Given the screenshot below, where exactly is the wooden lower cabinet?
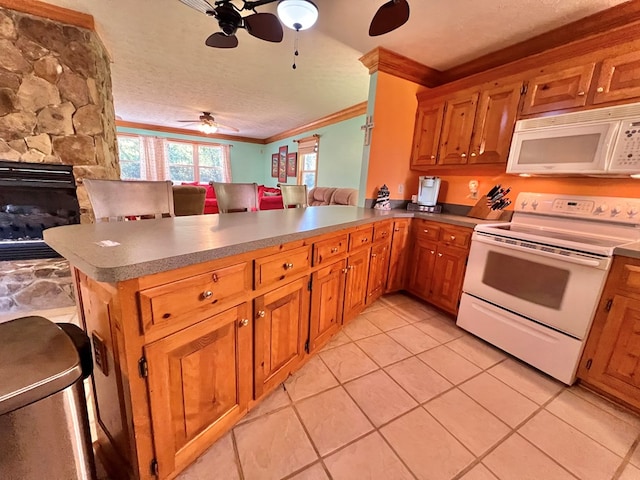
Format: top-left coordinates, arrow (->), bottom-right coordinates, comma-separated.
386,219 -> 410,293
254,277 -> 309,399
343,248 -> 371,323
430,244 -> 468,313
367,240 -> 390,304
578,256 -> 640,411
145,303 -> 253,477
308,259 -> 347,352
406,237 -> 438,299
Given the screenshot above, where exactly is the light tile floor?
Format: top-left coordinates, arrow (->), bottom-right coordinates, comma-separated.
27,296 -> 640,480
175,293 -> 640,480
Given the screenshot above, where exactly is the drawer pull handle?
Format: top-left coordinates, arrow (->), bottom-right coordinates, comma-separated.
450,235 -> 456,241
284,262 -> 294,270
331,247 -> 339,253
438,253 -> 443,257
212,273 -> 219,282
240,319 -> 249,327
257,310 -> 266,318
202,290 -> 213,300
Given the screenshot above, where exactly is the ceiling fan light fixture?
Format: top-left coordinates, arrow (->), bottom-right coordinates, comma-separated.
277,0 -> 318,31
199,123 -> 218,134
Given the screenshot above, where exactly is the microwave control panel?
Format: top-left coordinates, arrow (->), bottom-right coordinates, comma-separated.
610,120 -> 640,171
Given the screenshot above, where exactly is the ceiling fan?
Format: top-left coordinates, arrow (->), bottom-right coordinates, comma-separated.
177,112 -> 239,134
179,0 -> 410,49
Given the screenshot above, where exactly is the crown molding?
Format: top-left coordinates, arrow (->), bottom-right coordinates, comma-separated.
263,102 -> 368,144
0,0 -> 95,30
116,121 -> 265,145
359,47 -> 444,88
441,0 -> 640,83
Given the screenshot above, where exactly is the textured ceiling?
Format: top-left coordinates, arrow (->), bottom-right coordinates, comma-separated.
41,0 -> 629,139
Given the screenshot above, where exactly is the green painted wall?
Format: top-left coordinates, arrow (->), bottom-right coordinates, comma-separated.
117,126 -> 266,184
263,115 -> 367,190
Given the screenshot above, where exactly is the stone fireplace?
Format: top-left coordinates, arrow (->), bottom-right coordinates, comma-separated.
0,4 -> 119,313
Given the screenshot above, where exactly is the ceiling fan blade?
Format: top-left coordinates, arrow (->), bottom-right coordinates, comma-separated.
205,32 -> 239,48
178,0 -> 215,15
244,13 -> 284,43
214,123 -> 240,133
369,0 -> 410,36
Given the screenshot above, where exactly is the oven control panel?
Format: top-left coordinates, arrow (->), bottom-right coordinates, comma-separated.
516,193 -> 640,223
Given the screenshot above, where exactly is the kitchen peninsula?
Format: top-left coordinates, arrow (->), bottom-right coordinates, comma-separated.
44,206 -> 495,480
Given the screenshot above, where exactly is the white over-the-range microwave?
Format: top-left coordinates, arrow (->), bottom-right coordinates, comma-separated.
506,103 -> 640,176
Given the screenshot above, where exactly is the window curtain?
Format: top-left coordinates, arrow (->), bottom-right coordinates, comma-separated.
141,137 -> 169,180
220,144 -> 232,182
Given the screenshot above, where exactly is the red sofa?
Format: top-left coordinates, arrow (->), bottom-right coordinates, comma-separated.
181,183 -> 283,213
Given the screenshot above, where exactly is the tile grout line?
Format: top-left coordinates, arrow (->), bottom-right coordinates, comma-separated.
230,429 -> 246,480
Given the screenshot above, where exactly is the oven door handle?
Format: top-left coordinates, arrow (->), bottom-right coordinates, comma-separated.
472,234 -> 604,268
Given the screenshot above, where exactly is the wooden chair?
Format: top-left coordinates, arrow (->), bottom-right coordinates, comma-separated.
211,182 -> 259,213
84,179 -> 175,222
172,185 -> 206,216
280,184 -> 308,209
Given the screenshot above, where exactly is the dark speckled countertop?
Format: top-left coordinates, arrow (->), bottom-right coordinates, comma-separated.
44,206 -> 508,283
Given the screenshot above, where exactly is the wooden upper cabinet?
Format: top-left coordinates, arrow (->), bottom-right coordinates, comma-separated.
410,102 -> 445,167
593,50 -> 640,105
522,63 -> 595,115
145,303 -> 252,477
439,92 -> 479,165
469,82 -> 523,165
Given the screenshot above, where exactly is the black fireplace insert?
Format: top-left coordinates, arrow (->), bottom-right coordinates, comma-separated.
0,160 -> 80,260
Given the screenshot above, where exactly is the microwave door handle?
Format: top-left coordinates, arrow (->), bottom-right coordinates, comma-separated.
472,235 -> 603,267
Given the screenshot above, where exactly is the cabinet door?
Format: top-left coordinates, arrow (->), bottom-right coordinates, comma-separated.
593,50 -> 640,104
145,303 -> 252,477
438,92 -> 479,165
386,219 -> 410,293
406,237 -> 437,301
430,245 -> 468,314
410,102 -> 445,167
309,259 -> 346,352
469,82 -> 523,165
254,277 -> 309,399
521,63 -> 595,115
366,240 -> 390,304
343,248 -> 371,324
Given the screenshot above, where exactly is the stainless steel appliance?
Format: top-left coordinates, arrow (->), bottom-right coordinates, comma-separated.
0,316 -> 96,480
417,176 -> 441,206
457,193 -> 640,384
507,103 -> 640,176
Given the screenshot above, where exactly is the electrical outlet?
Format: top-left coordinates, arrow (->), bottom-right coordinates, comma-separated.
398,184 -> 404,194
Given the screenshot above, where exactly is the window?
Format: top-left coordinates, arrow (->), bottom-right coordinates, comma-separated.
117,134 -> 231,183
117,135 -> 143,179
296,135 -> 319,189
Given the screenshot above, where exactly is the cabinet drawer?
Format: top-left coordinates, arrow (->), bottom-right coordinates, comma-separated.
313,234 -> 348,266
349,227 -> 374,251
139,262 -> 251,334
414,220 -> 440,241
255,245 -> 311,289
439,226 -> 471,249
373,222 -> 393,243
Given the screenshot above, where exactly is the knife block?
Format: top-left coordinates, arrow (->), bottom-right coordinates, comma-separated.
466,196 -> 504,220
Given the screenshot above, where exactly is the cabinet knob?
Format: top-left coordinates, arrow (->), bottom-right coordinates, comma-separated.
342,268 -> 348,274
470,152 -> 477,157
430,155 -> 436,159
438,253 -> 443,257
381,231 -> 387,237
430,250 -> 435,255
257,310 -> 266,318
423,229 -> 429,233
240,319 -> 249,327
596,87 -> 604,93
577,91 -> 585,96
283,262 -> 294,270
371,253 -> 377,258
450,235 -> 456,241
394,227 -> 400,232
202,290 -> 213,300
331,247 -> 339,253
348,265 -> 355,270
461,153 -> 467,158
361,238 -> 369,243
212,273 -> 219,282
